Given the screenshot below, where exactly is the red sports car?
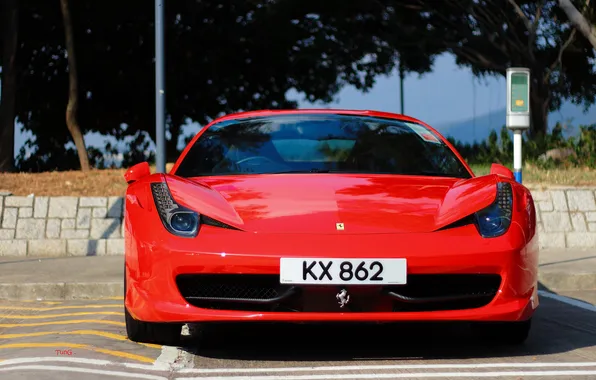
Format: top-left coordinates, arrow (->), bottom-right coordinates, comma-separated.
123,109 -> 539,346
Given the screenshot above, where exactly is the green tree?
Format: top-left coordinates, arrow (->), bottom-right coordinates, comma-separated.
0,0 -> 18,172
417,0 -> 596,137
60,0 -> 90,171
558,0 -> 596,49
12,0 -> 444,171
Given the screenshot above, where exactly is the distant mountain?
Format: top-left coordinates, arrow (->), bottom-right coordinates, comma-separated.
433,101 -> 596,144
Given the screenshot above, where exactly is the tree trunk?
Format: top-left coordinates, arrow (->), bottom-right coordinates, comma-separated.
558,0 -> 596,49
60,0 -> 90,171
529,84 -> 550,138
0,0 -> 18,173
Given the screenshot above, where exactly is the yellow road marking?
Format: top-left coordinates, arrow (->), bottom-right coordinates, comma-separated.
11,297 -> 121,302
0,319 -> 125,328
0,312 -> 123,319
16,301 -> 63,305
0,305 -> 122,311
82,297 -> 123,301
0,342 -> 156,363
0,330 -> 160,349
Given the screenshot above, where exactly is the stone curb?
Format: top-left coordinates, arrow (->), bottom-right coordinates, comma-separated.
538,272 -> 596,292
0,272 -> 594,301
0,282 -> 123,301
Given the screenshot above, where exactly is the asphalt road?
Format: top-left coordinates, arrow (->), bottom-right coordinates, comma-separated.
0,290 -> 595,379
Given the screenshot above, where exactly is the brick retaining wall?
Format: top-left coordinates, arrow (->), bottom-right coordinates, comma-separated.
0,196 -> 124,257
528,186 -> 596,249
0,187 -> 595,256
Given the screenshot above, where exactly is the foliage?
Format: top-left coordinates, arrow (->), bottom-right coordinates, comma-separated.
3,0 -> 596,172
9,0 -> 444,172
418,0 -> 596,137
448,123 -> 596,168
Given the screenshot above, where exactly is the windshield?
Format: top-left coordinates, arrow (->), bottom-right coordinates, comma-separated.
175,114 -> 471,179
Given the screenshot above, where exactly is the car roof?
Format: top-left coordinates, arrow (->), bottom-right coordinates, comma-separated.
208,109 -> 424,125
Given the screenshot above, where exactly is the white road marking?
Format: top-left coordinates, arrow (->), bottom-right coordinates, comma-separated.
174,370 -> 596,380
175,361 -> 596,374
0,364 -> 167,379
154,345 -> 181,370
0,356 -> 162,372
538,290 -> 596,312
0,357 -> 113,367
153,345 -> 195,371
2,357 -> 596,373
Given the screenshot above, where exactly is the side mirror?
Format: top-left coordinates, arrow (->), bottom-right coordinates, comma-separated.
124,162 -> 151,184
489,163 -> 514,180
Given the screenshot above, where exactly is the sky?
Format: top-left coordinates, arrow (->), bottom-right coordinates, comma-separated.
10,52 -> 596,159
289,53 -> 507,126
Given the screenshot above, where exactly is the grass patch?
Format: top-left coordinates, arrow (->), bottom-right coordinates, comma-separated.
468,164 -> 596,187
0,164 -> 174,197
0,164 -> 594,196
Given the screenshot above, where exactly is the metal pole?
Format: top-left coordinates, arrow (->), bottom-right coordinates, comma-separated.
155,0 -> 166,173
506,67 -> 530,184
399,63 -> 405,114
513,129 -> 523,183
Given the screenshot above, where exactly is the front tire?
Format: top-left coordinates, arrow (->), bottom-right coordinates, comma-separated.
471,318 -> 532,345
125,307 -> 183,346
124,265 -> 183,346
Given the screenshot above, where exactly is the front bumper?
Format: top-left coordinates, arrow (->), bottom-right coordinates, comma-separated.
124,222 -> 539,324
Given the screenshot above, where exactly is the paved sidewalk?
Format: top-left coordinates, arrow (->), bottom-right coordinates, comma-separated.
538,247 -> 596,292
0,256 -> 123,300
0,248 -> 594,300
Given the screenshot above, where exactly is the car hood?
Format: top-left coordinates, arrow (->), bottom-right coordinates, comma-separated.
165,174 -> 499,234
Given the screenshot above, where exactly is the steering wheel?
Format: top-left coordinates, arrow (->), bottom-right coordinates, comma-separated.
235,156 -> 279,166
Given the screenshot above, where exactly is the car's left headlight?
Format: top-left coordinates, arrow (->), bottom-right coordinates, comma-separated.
150,182 -> 200,237
474,182 -> 513,238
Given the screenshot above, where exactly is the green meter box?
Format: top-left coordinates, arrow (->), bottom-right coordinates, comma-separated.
510,72 -> 529,113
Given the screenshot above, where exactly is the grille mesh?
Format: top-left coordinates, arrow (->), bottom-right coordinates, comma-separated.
176,274 -> 285,301
175,273 -> 501,312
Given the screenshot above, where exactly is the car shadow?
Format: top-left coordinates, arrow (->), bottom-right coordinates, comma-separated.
179,282 -> 596,362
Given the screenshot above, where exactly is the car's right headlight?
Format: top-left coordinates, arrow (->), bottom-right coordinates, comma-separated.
474,182 -> 513,238
150,182 -> 200,238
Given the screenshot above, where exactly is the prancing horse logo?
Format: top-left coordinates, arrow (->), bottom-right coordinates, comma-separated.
336,223 -> 345,231
336,288 -> 350,307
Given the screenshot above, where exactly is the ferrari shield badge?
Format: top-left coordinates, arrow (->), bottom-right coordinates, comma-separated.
336,288 -> 350,307
336,223 -> 345,231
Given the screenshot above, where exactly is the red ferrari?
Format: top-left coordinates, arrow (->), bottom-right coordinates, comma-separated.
123,109 -> 539,346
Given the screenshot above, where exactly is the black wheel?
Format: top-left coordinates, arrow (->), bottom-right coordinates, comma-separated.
125,307 -> 183,346
471,318 -> 532,345
124,265 -> 183,346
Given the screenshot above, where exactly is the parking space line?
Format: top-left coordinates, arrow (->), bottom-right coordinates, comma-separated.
0,319 -> 125,327
175,362 -> 596,374
0,304 -> 122,311
0,330 -> 161,349
0,365 -> 168,380
0,311 -> 123,319
3,358 -> 596,375
0,357 -> 115,366
0,343 -> 156,363
174,371 -> 596,379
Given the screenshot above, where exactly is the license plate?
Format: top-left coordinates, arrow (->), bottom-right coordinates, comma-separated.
279,258 -> 407,285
